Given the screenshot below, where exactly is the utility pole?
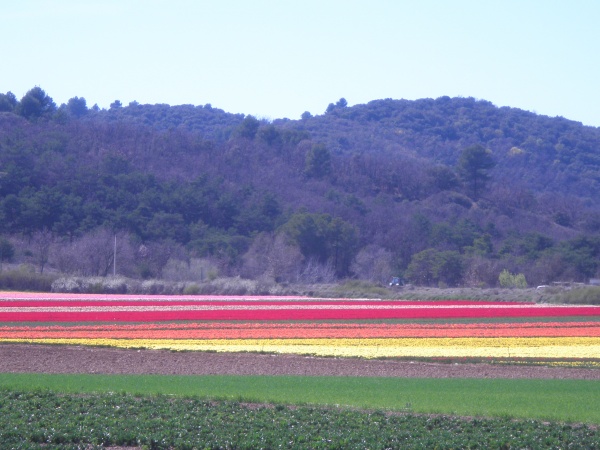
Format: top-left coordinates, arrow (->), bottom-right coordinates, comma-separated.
113,234 -> 117,277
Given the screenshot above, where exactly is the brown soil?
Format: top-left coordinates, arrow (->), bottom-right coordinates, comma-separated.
1,344 -> 599,379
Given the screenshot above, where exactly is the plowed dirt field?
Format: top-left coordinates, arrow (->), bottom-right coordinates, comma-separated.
1,344 -> 598,379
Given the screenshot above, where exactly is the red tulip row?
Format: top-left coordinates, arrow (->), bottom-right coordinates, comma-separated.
5,321 -> 600,331
0,301 -> 598,322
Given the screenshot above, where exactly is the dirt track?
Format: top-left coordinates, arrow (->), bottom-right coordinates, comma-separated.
1,344 -> 599,379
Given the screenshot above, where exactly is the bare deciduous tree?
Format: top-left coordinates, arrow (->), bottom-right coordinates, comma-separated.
463,256 -> 503,287
295,258 -> 336,284
31,229 -> 54,274
136,240 -> 183,279
162,257 -> 218,282
241,233 -> 303,282
351,245 -> 394,284
52,229 -> 136,277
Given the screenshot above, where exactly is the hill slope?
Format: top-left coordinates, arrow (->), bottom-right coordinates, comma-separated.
0,88 -> 599,287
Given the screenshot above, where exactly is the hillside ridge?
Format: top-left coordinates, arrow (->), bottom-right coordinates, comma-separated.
0,87 -> 598,288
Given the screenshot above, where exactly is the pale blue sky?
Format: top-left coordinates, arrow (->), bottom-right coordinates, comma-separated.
3,0 -> 600,126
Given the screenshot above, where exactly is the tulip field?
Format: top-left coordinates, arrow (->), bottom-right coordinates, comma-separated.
1,292 -> 600,364
2,291 -> 600,448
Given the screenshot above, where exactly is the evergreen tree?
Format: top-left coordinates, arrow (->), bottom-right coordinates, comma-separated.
0,92 -> 17,112
457,144 -> 495,199
16,87 -> 56,119
304,144 -> 331,179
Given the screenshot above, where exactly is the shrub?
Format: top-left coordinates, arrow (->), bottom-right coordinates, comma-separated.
195,276 -> 286,296
183,283 -> 200,295
557,286 -> 600,305
138,279 -> 185,295
102,277 -> 129,294
498,269 -> 528,288
50,275 -> 289,296
331,280 -> 391,298
52,276 -> 129,294
51,277 -> 81,293
0,268 -> 57,292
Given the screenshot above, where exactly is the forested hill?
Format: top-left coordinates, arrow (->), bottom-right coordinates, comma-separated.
293,97 -> 600,200
0,87 -> 599,288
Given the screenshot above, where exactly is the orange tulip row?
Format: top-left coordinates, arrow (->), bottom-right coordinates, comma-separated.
2,321 -> 599,339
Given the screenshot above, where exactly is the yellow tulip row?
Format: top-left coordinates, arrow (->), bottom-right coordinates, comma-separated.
510,360 -> 600,368
3,337 -> 599,359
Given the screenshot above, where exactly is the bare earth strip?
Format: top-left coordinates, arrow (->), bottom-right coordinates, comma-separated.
0,344 -> 599,379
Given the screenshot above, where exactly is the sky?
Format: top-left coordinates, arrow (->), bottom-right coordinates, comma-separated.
2,0 -> 600,126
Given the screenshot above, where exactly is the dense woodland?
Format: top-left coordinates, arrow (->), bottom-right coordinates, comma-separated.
0,87 -> 599,287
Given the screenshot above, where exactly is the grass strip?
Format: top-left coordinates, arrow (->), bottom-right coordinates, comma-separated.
1,373 -> 599,424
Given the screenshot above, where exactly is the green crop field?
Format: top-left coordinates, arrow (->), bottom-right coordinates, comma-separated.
2,385 -> 600,449
1,373 -> 599,424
